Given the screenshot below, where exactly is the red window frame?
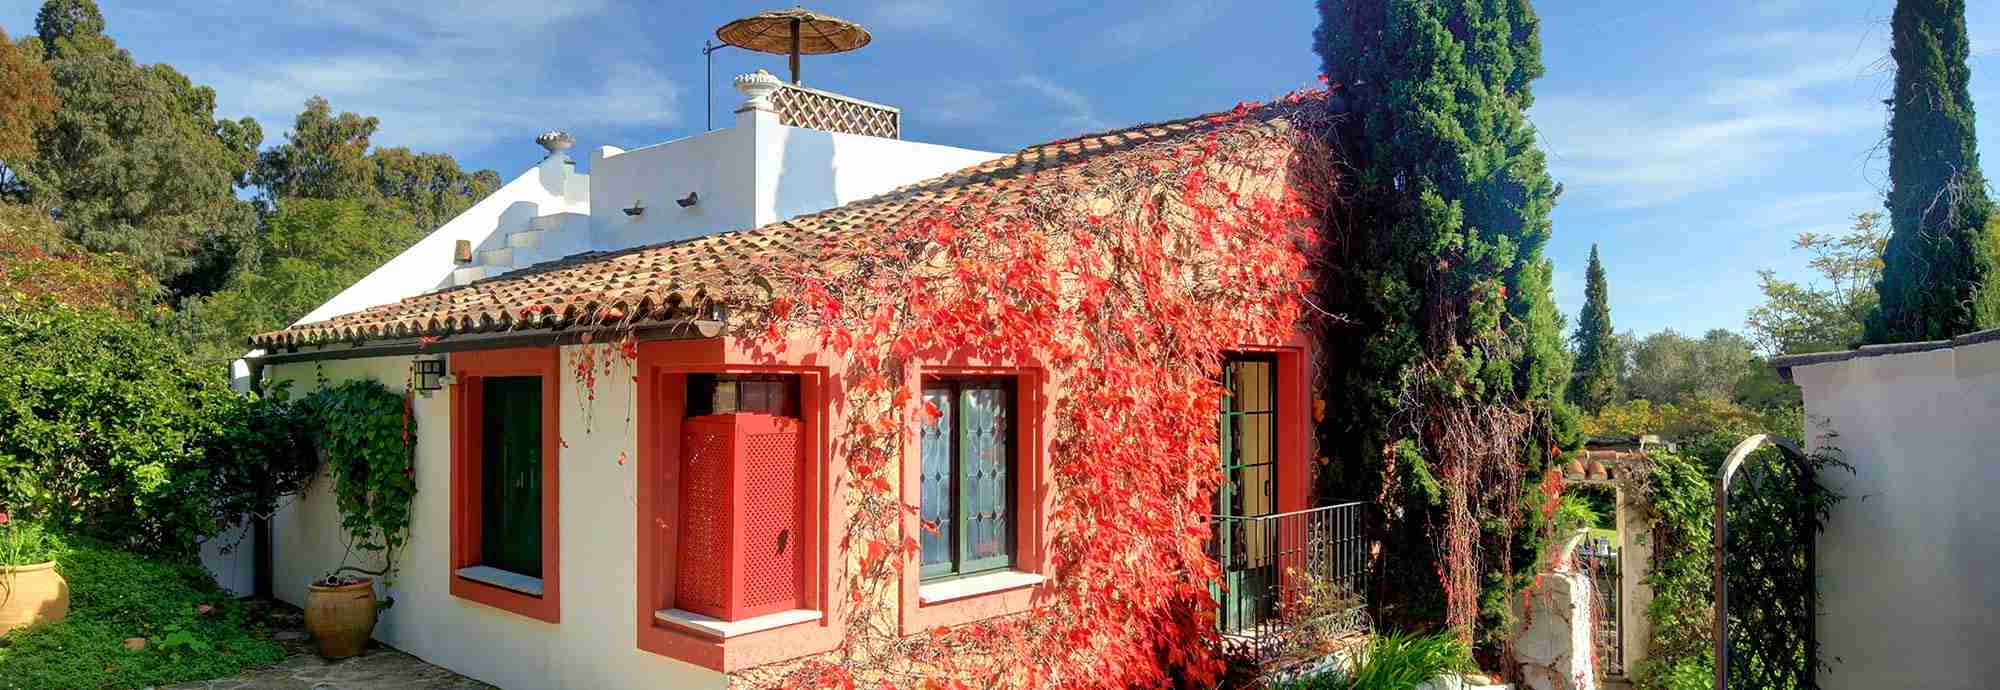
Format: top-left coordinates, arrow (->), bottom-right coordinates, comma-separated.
633,338 -> 842,672
896,361 -> 1051,635
449,347 -> 562,623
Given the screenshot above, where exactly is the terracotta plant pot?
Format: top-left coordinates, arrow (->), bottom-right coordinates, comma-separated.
0,561 -> 69,634
304,578 -> 377,659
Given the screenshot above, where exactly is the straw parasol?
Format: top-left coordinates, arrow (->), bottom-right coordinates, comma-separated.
715,6 -> 872,85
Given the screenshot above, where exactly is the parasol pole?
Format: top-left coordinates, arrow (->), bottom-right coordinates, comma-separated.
789,17 -> 802,84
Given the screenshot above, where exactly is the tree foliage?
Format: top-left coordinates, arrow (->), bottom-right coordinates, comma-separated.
1313,0 -> 1577,647
0,202 -> 158,314
1619,329 -> 1757,406
254,96 -> 501,232
12,0 -> 262,293
1867,0 -> 1996,343
1568,244 -> 1617,412
0,300 -> 313,556
0,27 -> 59,188
170,199 -> 418,367
1748,212 -> 1887,355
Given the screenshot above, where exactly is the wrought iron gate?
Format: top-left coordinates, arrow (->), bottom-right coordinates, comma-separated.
1572,536 -> 1624,677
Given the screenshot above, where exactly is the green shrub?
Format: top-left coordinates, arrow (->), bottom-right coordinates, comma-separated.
0,532 -> 287,689
0,300 -> 314,557
1273,631 -> 1476,690
0,518 -> 59,565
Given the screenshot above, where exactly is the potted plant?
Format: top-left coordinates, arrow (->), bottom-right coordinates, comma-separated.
0,511 -> 66,635
304,570 -> 377,659
299,379 -> 418,659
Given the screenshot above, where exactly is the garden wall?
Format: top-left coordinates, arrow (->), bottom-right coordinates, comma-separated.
264,352 -> 728,689
1785,331 -> 2000,690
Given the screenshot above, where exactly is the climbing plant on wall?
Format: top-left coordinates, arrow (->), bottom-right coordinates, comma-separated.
304,377 -> 417,596
1635,440 -> 1847,690
697,94 -> 1341,688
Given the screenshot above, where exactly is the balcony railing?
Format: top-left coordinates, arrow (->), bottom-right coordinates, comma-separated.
1211,501 -> 1371,658
770,83 -> 901,139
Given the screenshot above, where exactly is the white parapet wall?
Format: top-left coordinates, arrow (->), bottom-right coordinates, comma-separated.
1783,331 -> 2000,690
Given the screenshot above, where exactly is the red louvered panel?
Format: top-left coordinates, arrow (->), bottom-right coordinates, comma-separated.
675,425 -> 731,617
675,413 -> 804,621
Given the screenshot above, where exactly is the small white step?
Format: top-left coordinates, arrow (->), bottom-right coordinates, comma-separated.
452,265 -> 493,286
530,212 -> 585,231
478,247 -> 514,265
506,230 -> 544,249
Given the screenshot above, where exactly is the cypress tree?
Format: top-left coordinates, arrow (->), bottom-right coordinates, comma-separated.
1313,0 -> 1576,644
1867,0 -> 1996,343
1568,244 -> 1617,411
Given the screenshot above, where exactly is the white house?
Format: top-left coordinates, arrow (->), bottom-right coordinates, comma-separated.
226,72 -> 1006,689
229,56 -> 1347,690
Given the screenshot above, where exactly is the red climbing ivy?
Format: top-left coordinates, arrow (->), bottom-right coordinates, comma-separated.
704,93 -> 1343,689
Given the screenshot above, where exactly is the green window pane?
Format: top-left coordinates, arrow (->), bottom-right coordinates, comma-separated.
959,385 -> 1011,571
919,378 -> 1018,581
481,376 -> 543,578
919,386 -> 955,576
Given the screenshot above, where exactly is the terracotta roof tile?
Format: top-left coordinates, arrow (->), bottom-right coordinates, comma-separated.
252,96 -> 1320,350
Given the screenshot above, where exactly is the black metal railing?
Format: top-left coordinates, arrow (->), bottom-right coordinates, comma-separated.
1572,535 -> 1624,678
1211,501 -> 1370,657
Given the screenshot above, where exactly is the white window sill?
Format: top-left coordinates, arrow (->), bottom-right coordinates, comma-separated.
653,608 -> 820,639
919,570 -> 1045,605
455,566 -> 544,596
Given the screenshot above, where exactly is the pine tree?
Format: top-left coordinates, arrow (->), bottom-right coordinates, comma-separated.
1313,0 -> 1576,644
1867,0 -> 1996,343
1568,245 -> 1617,411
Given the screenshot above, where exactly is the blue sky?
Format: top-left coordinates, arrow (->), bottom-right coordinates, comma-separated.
4,1 -> 1996,342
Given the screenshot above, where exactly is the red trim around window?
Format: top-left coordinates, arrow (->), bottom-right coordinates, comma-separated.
1230,336 -> 1312,516
896,359 -> 1051,635
634,338 -> 843,672
449,347 -> 562,623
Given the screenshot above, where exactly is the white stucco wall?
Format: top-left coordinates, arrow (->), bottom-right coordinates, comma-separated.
1789,340 -> 2000,690
198,520 -> 256,597
590,106 -> 999,251
265,352 -> 726,690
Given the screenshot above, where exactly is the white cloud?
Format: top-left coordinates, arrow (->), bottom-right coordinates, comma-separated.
1537,28 -> 1887,209
1099,0 -> 1221,60
1012,75 -> 1107,132
287,0 -> 607,39
864,0 -> 978,33
198,1 -> 675,153
920,83 -> 1002,125
207,53 -> 678,151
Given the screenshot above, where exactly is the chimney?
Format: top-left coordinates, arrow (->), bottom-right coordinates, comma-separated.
734,69 -> 785,129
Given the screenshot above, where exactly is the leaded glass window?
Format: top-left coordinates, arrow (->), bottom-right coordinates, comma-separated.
918,378 -> 1016,580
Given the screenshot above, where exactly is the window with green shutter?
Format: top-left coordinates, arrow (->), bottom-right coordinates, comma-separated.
480,376 -> 544,578
918,378 -> 1016,581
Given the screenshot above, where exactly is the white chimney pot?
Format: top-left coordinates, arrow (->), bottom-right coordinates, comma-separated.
734,69 -> 784,114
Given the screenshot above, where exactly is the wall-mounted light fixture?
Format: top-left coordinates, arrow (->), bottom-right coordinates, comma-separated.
624,199 -> 646,217
415,356 -> 447,396
677,192 -> 699,208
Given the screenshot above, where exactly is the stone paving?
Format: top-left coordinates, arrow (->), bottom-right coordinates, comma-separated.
163,605 -> 492,690
164,645 -> 495,690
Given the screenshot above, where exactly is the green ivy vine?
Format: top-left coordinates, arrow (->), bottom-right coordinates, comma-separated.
302,377 -> 416,600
